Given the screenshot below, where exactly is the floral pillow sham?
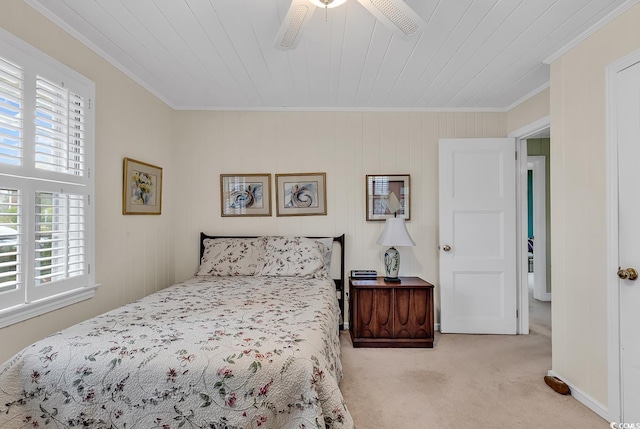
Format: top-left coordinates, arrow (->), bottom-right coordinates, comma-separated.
196,236 -> 333,278
315,237 -> 334,272
197,237 -> 267,276
257,236 -> 330,279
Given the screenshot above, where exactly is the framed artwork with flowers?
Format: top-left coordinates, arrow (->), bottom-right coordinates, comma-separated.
220,174 -> 272,217
122,157 -> 163,215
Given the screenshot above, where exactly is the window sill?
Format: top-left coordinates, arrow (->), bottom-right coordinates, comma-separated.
0,284 -> 101,329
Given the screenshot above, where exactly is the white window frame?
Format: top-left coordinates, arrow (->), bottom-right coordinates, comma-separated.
0,28 -> 97,328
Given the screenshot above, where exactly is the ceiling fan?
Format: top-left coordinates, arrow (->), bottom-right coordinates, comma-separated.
274,0 -> 425,50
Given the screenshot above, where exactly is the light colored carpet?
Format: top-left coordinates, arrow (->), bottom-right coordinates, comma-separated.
338,289 -> 607,428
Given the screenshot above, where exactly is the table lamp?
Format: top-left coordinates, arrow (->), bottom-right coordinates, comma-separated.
376,192 -> 415,283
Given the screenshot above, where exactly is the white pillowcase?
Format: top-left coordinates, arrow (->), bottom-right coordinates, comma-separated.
197,237 -> 266,276
258,236 -> 329,279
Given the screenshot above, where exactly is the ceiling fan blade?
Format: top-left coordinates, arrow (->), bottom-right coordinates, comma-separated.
274,0 -> 316,50
356,0 -> 425,38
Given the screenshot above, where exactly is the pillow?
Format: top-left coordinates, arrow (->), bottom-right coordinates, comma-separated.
314,237 -> 334,272
197,237 -> 266,276
258,236 -> 329,279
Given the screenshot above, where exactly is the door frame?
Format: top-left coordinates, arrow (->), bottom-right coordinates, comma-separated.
509,116 -> 550,335
605,48 -> 640,423
528,156 -> 550,302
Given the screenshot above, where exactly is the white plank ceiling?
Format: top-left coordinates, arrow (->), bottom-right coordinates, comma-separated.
26,0 -> 634,110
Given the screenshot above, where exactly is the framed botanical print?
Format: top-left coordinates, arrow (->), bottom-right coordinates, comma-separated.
220,174 -> 272,217
366,174 -> 410,221
275,172 -> 327,216
123,157 -> 163,215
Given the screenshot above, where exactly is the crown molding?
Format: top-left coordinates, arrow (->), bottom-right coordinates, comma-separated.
544,0 -> 640,64
25,0 -> 179,110
504,83 -> 550,112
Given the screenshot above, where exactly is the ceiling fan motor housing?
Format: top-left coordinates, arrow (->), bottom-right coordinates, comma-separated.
308,0 -> 348,8
276,0 -> 425,50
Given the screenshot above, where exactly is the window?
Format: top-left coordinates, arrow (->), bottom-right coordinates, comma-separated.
0,29 -> 95,327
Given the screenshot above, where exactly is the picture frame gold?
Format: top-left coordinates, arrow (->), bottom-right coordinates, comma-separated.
122,157 -> 163,215
220,174 -> 272,217
275,172 -> 327,216
366,174 -> 410,221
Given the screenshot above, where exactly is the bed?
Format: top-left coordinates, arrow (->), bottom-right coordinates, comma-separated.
0,234 -> 353,429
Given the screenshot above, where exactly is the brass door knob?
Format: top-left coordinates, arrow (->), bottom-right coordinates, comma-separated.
443,245 -> 452,252
617,268 -> 638,280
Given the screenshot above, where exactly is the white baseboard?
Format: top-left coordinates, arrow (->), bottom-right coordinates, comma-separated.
547,370 -> 610,421
534,291 -> 552,302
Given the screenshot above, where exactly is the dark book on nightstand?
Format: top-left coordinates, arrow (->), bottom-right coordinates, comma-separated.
350,270 -> 377,279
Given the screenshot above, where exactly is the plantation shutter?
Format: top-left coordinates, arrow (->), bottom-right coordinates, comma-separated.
35,76 -> 85,176
0,186 -> 22,308
34,191 -> 85,286
0,56 -> 23,166
0,30 -> 95,325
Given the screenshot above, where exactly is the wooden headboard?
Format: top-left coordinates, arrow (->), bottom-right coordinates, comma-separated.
199,233 -> 346,329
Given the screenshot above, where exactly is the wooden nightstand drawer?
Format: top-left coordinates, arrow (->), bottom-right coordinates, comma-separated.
349,276 -> 434,348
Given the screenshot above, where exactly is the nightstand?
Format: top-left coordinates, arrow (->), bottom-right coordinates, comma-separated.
349,276 -> 434,348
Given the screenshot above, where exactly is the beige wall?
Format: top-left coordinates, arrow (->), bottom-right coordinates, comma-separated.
507,87 -> 550,133
550,2 -> 640,407
171,111 -> 508,324
0,1 -> 176,363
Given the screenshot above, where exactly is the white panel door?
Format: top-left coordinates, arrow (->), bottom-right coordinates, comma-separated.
616,60 -> 640,422
439,138 -> 517,334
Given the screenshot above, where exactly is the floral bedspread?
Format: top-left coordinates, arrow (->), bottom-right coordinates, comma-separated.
0,276 -> 354,429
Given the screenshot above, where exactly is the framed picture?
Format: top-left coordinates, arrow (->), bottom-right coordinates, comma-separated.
123,157 -> 163,215
275,172 -> 327,216
220,174 -> 272,217
366,174 -> 410,221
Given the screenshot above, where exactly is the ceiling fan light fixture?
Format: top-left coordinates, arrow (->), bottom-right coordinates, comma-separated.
274,0 -> 316,50
308,0 -> 348,9
281,4 -> 311,48
369,0 -> 418,35
356,0 -> 424,38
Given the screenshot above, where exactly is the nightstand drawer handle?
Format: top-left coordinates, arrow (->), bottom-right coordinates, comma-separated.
442,245 -> 451,252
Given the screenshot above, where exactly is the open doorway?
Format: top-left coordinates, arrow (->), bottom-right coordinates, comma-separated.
527,142 -> 551,302
526,137 -> 551,337
510,117 -> 551,335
